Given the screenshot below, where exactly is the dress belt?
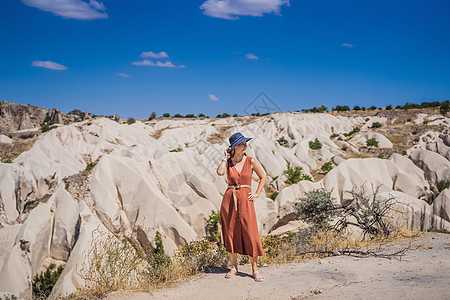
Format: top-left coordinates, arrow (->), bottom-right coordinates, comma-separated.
227,184 -> 252,211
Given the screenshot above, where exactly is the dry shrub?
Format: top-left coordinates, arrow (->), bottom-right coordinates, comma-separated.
72,230 -> 229,299
78,230 -> 152,297
172,240 -> 228,276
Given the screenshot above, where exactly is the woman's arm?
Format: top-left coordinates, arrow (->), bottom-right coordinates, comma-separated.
248,157 -> 266,200
216,149 -> 230,176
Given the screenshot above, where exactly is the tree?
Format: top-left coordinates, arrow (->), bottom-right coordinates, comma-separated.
149,112 -> 157,120
366,138 -> 379,148
332,105 -> 350,112
294,188 -> 338,228
33,264 -> 64,298
41,124 -> 51,133
283,162 -> 313,184
163,113 -> 170,117
309,138 -> 322,150
295,184 -> 407,239
321,162 -> 333,174
68,109 -> 82,116
386,104 -> 393,110
198,113 -> 206,118
370,122 -> 382,128
353,106 -> 361,111
440,100 -> 450,116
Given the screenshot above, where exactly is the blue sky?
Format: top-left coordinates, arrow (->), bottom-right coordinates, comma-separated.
0,0 -> 449,119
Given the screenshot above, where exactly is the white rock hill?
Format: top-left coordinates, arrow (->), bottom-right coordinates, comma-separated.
0,112 -> 448,298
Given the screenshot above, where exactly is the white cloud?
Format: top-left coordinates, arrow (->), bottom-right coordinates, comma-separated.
31,61 -> 68,70
140,51 -> 169,59
131,60 -> 185,68
200,0 -> 290,20
209,94 -> 219,101
89,0 -> 105,11
21,0 -> 108,20
245,53 -> 259,59
117,73 -> 130,78
342,43 -> 355,47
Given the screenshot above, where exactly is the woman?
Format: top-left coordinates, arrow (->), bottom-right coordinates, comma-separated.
216,132 -> 266,282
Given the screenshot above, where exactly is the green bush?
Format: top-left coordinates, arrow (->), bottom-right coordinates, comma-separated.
348,127 -> 360,136
163,113 -> 170,117
216,113 -> 230,118
332,105 -> 350,112
173,113 -> 183,118
302,105 -> 328,113
86,162 -> 97,171
41,124 -> 51,133
205,210 -> 221,243
366,138 -> 379,148
276,136 -> 289,147
126,118 -> 136,125
309,138 -> 322,150
169,147 -> 182,152
32,264 -> 64,298
283,162 -> 313,184
295,184 -> 402,239
173,240 -> 228,274
294,188 -> 337,228
440,100 -> 449,115
330,133 -> 339,139
185,114 -> 196,118
437,181 -> 449,192
269,191 -> 279,201
321,162 -> 333,174
198,113 -> 206,118
153,231 -> 171,270
370,122 -> 382,128
68,109 -> 82,116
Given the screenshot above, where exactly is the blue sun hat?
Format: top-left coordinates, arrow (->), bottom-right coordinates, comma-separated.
228,132 -> 252,151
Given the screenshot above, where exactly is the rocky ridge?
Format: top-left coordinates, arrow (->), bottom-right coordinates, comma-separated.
0,103 -> 449,298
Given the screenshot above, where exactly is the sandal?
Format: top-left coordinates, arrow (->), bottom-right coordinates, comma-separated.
225,267 -> 237,279
252,270 -> 264,282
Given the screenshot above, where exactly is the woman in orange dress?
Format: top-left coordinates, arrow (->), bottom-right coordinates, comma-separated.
216,132 -> 266,282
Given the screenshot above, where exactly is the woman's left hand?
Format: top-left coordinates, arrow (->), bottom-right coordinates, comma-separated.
248,192 -> 259,202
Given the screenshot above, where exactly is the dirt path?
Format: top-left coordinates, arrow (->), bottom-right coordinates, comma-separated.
107,233 -> 450,300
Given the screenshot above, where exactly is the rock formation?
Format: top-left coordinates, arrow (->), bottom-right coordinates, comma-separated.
0,105 -> 449,298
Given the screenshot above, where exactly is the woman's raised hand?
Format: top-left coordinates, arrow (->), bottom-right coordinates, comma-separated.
224,148 -> 231,160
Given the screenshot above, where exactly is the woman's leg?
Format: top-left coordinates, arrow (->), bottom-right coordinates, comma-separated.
225,252 -> 238,278
228,252 -> 238,271
250,255 -> 258,272
250,255 -> 264,281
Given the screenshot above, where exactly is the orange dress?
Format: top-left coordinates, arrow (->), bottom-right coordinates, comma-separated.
220,155 -> 264,257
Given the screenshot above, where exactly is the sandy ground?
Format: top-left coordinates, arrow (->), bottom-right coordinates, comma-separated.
107,232 -> 450,300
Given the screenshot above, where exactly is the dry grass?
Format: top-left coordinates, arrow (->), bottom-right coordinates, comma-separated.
0,136 -> 38,162
67,221 -> 421,300
206,125 -> 230,144
258,225 -> 420,266
150,126 -> 173,140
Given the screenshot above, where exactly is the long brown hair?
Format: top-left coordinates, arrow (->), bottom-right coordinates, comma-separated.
229,148 -> 247,159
